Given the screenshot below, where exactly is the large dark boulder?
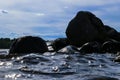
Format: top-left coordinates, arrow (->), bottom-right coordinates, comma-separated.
66,11 -> 107,47
9,36 -> 48,55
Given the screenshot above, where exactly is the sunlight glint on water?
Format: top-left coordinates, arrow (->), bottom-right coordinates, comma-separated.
0,49 -> 119,80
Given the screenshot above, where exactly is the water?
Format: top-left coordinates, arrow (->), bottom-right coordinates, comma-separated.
0,49 -> 120,80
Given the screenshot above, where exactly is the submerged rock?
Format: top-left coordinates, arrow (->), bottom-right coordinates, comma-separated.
9,36 -> 48,55
14,54 -> 50,64
66,11 -> 106,47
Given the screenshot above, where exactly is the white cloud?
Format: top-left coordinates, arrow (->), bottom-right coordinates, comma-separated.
36,13 -> 45,16
65,0 -> 120,5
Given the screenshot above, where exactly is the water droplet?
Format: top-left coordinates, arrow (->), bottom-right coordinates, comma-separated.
20,60 -> 24,63
0,61 -> 4,66
64,55 -> 72,59
52,66 -> 60,72
88,60 -> 92,65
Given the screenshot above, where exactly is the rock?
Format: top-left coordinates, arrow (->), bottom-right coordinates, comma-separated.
79,41 -> 102,53
66,11 -> 106,47
104,25 -> 118,36
101,39 -> 120,53
114,52 -> 120,62
58,45 -> 79,53
104,25 -> 120,41
9,36 -> 48,55
50,38 -> 69,51
114,55 -> 120,62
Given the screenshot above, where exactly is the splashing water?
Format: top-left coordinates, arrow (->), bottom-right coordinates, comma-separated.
0,49 -> 120,80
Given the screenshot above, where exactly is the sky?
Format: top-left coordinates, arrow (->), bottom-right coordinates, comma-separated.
0,0 -> 120,40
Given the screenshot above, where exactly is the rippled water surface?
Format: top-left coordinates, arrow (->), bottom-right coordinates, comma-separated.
0,49 -> 120,80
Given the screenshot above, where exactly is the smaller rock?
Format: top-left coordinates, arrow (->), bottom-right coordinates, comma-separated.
102,39 -> 120,53
79,41 -> 102,53
50,38 -> 69,51
58,45 -> 79,54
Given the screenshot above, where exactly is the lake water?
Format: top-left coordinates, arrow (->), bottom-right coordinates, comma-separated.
0,48 -> 120,80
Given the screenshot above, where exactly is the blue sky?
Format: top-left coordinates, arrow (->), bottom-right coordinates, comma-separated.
0,0 -> 120,40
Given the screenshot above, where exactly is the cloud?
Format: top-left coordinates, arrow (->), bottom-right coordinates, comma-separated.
0,0 -> 120,39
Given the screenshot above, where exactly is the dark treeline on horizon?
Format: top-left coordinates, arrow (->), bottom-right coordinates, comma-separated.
0,38 -> 15,49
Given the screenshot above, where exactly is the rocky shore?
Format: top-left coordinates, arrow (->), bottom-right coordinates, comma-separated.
2,11 -> 120,80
